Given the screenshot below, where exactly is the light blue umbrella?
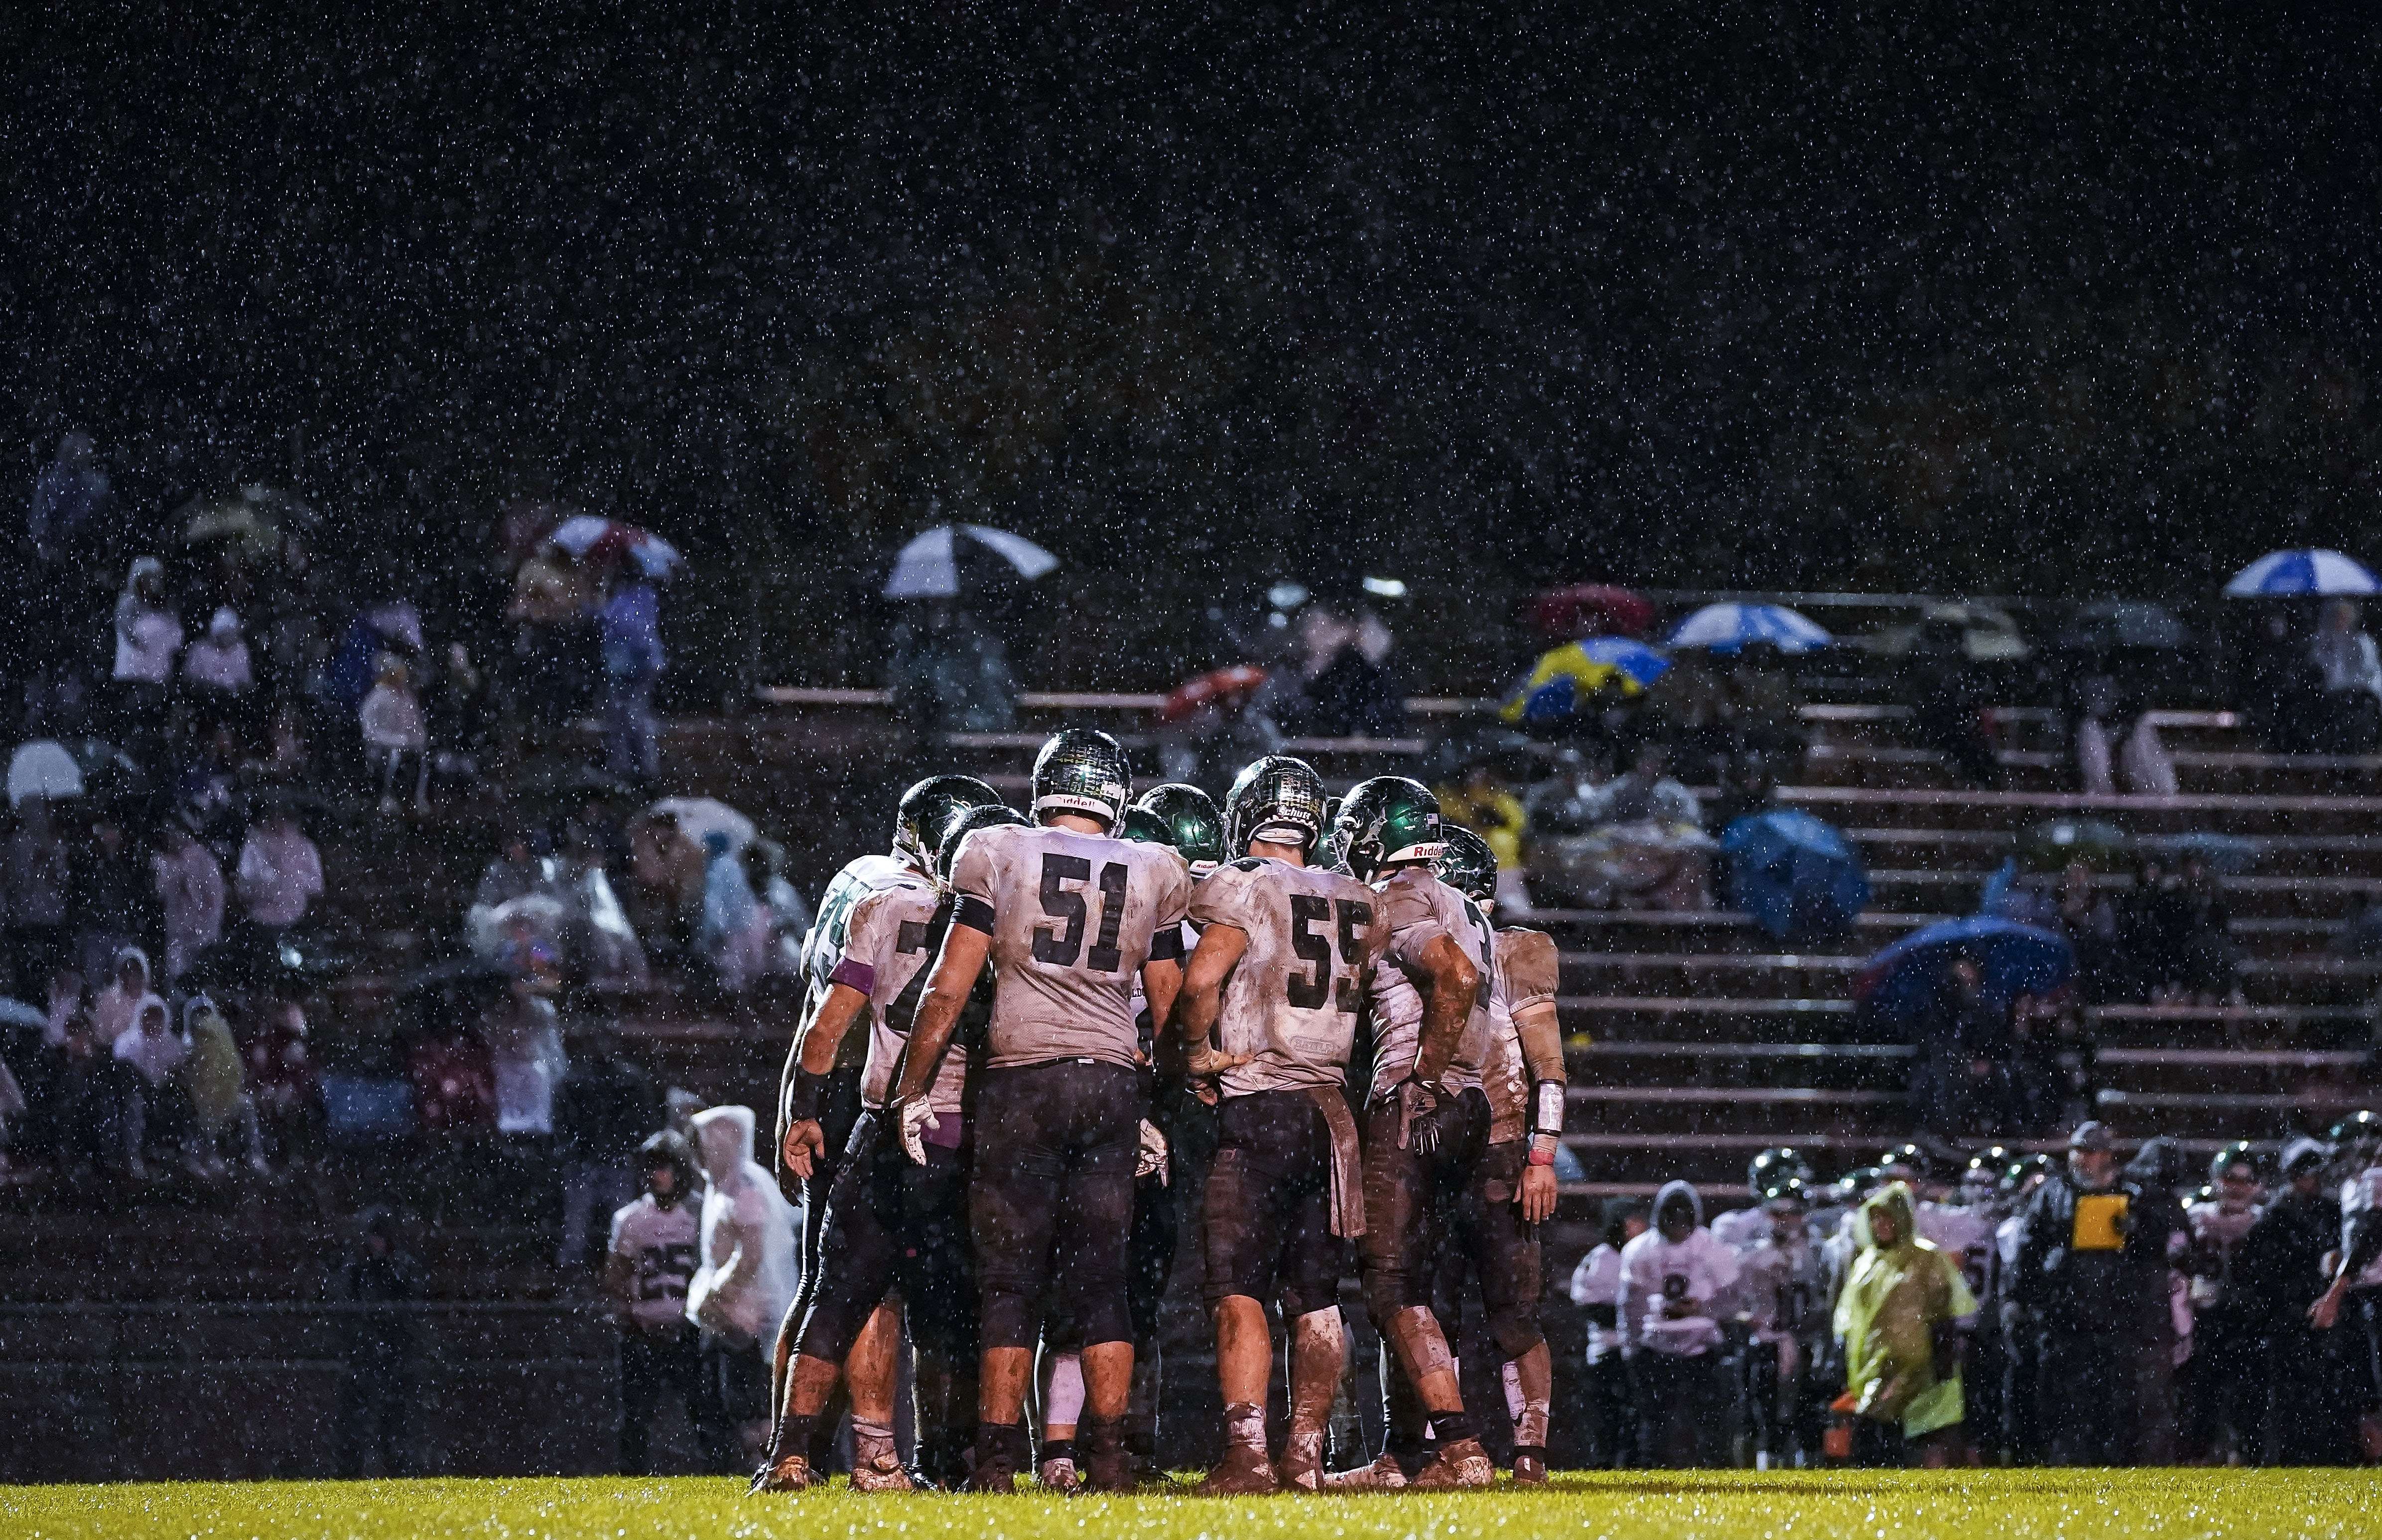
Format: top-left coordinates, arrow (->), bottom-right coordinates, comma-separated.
2223,548 -> 2380,597
1666,602 -> 1833,654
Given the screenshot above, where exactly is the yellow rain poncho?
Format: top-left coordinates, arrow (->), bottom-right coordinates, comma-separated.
1833,1182 -> 1976,1438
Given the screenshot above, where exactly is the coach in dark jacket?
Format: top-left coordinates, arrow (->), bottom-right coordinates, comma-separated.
2010,1122 -> 2186,1465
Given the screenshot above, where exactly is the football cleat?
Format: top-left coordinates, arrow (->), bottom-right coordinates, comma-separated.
747,1452 -> 814,1493
1511,1450 -> 1548,1486
1407,1437 -> 1495,1489
1037,1456 -> 1079,1493
850,1452 -> 915,1493
1320,1452 -> 1408,1491
1195,1445 -> 1280,1496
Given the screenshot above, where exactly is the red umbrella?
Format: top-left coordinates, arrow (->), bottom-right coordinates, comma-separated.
1528,584 -> 1654,640
1161,664 -> 1268,724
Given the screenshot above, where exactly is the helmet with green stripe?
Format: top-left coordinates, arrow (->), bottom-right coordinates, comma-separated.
1434,825 -> 1497,905
1133,782 -> 1226,875
895,774 -> 1003,874
1333,775 -> 1446,882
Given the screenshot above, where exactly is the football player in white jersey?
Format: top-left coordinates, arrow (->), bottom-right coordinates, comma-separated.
764,774 -> 1000,1473
890,730 -> 1191,1492
1166,756 -> 1384,1493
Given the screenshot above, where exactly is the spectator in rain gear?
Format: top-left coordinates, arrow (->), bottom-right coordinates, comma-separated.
73,819 -> 159,989
2308,599 -> 2382,754
337,1207 -> 417,1476
180,995 -> 266,1175
687,1104 -> 798,1471
28,430 -> 111,567
1833,1181 -> 1977,1466
359,652 -> 429,814
2010,1121 -> 2188,1465
233,806 -> 323,939
152,823 -> 224,988
599,578 -> 666,786
92,945 -> 161,1049
180,607 -> 256,740
1616,1179 -> 1740,1466
110,557 -> 183,768
695,831 -> 767,994
2235,1138 -> 2346,1465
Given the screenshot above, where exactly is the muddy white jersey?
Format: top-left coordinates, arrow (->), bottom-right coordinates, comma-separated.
1362,866 -> 1496,1108
799,852 -> 912,1071
841,877 -> 970,1119
1187,856 -> 1384,1098
949,821 -> 1192,1070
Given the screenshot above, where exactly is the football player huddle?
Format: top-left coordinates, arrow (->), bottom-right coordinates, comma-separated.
757,728 -> 1566,1495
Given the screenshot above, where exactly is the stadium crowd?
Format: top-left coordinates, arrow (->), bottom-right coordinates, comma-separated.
5,437 -> 2382,1486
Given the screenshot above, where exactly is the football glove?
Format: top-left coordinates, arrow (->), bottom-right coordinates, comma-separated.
1135,1118 -> 1170,1185
896,1096 -> 941,1165
1394,1077 -> 1445,1153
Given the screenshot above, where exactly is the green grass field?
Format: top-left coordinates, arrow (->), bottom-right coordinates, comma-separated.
0,1470 -> 2371,1540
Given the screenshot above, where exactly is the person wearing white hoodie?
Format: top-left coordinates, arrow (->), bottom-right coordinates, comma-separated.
1616,1179 -> 1740,1467
687,1104 -> 798,1474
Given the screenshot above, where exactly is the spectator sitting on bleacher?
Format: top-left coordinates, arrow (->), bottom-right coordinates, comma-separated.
152,822 -> 224,990
243,995 -> 321,1166
627,810 -> 706,971
1526,741 -> 1714,912
2308,599 -> 2382,754
233,803 -> 323,944
179,607 -> 255,741
2174,853 -> 2241,1006
1901,617 -> 1998,785
113,995 -> 192,1173
2117,852 -> 2210,1004
695,832 -> 769,995
39,1004 -> 143,1178
1436,758 -> 1533,914
407,1014 -> 499,1217
2075,703 -> 2178,798
180,995 -> 268,1177
92,946 -> 160,1048
474,828 -> 552,912
4,800 -> 74,1002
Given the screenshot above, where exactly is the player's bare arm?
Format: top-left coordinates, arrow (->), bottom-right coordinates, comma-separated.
778,981 -> 868,1179
1172,922 -> 1251,1081
1408,931 -> 1479,1087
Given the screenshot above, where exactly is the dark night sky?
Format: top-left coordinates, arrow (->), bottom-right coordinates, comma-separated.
7,4 -> 2381,681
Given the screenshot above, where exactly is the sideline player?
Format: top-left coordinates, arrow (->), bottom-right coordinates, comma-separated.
756,803 -> 1023,1492
1167,756 -> 1382,1493
1336,775 -> 1498,1489
889,729 -> 1192,1491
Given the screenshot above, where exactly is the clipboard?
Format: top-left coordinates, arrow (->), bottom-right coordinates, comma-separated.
2072,1192 -> 2130,1251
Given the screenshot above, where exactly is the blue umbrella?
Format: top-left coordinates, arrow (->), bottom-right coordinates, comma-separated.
1666,602 -> 1833,653
1722,810 -> 1869,942
2223,548 -> 2380,597
1853,916 -> 2073,1026
1576,636 -> 1670,688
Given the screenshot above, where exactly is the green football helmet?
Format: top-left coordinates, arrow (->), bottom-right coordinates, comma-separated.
2209,1140 -> 2260,1187
1117,806 -> 1174,847
1746,1147 -> 1814,1199
1333,776 -> 1446,881
1030,729 -> 1132,828
1222,756 -> 1328,861
936,802 -> 1027,883
2327,1110 -> 2381,1163
1134,782 -> 1226,874
1434,826 -> 1498,905
895,774 -> 1003,873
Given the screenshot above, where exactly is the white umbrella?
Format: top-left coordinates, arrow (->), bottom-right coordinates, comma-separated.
2222,548 -> 2381,598
884,524 -> 1058,600
648,796 -> 756,854
7,741 -> 83,807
